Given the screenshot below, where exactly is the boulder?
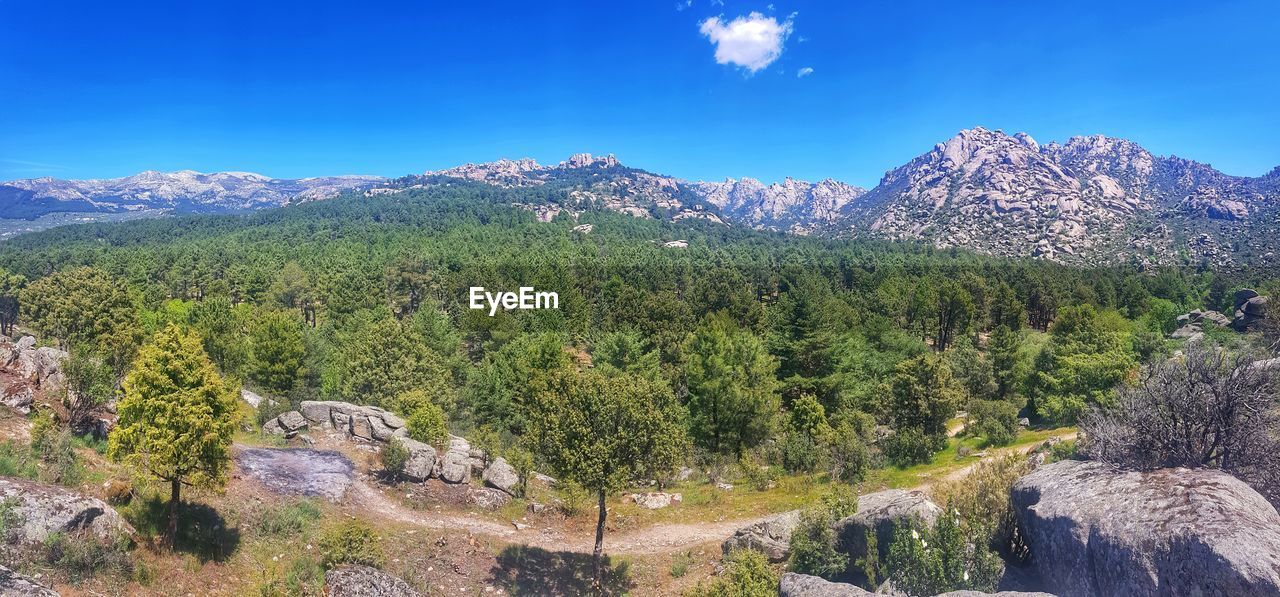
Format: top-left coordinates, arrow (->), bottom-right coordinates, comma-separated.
0,478 -> 134,546
1,382 -> 34,415
439,437 -> 472,484
630,492 -> 681,510
779,572 -> 877,596
722,510 -> 801,562
278,411 -> 308,433
0,564 -> 59,597
835,489 -> 941,576
299,400 -> 334,425
367,416 -> 396,442
1012,459 -> 1280,597
482,457 -> 520,496
324,564 -> 421,597
399,439 -> 437,482
469,488 -> 512,510
240,389 -> 265,408
350,414 -> 373,440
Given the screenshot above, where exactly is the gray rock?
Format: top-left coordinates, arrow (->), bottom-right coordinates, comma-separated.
835,489 -> 941,577
235,447 -> 354,501
324,564 -> 421,597
934,592 -> 1056,597
351,415 -> 373,440
779,572 -> 876,596
399,439 -> 437,482
1,383 -> 34,415
631,492 -> 681,509
299,400 -> 334,425
722,510 -> 800,562
368,415 -> 396,442
278,410 -> 308,433
0,564 -> 59,597
0,478 -> 134,546
469,488 -> 512,510
332,411 -> 352,434
439,451 -> 471,484
1013,459 -> 1280,597
262,418 -> 285,436
482,457 -> 519,495
240,389 -> 265,408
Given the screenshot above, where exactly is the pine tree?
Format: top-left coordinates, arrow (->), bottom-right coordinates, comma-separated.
108,324 -> 237,546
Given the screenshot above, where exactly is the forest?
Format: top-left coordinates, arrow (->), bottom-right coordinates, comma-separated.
3,182 -> 1278,595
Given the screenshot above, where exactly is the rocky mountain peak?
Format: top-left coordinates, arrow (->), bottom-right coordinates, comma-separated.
560,153 -> 621,169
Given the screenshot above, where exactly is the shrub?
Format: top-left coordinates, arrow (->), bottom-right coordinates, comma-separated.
104,479 -> 133,506
319,520 -> 384,570
967,399 -> 1019,447
506,447 -> 534,498
787,486 -> 857,579
885,512 -> 1003,596
44,529 -> 134,583
686,548 -> 777,597
670,550 -> 695,578
882,428 -> 941,467
738,457 -> 780,491
934,454 -> 1030,559
406,402 -> 448,447
779,431 -> 822,474
252,500 -> 323,538
828,422 -> 869,484
380,438 -> 410,480
556,480 -> 590,518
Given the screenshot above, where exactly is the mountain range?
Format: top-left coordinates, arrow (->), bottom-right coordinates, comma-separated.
5,127 -> 1278,266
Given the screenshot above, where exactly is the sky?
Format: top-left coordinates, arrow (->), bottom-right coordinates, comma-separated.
1,0 -> 1278,187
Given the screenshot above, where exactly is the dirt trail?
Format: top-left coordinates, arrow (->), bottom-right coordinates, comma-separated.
324,429 -> 1078,557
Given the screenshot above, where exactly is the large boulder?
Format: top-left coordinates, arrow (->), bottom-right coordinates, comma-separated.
0,478 -> 134,546
1,382 -> 34,415
778,573 -> 1051,597
722,510 -> 801,562
1231,290 -> 1269,331
1012,459 -> 1280,597
482,457 -> 519,496
1,337 -> 66,388
439,436 -> 472,484
262,410 -> 310,438
469,487 -> 512,510
0,565 -> 59,597
324,564 -> 421,597
298,400 -> 409,444
779,572 -> 877,596
398,438 -> 438,482
835,489 -> 941,572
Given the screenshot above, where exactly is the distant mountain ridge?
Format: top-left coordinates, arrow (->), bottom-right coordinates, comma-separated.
0,170 -> 382,219
5,130 -> 1279,265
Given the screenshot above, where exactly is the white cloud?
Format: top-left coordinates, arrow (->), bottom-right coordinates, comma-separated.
699,12 -> 795,74
796,67 -> 814,78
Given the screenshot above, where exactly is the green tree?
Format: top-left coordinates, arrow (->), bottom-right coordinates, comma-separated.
107,324 -> 237,545
1028,305 -> 1135,423
249,310 -> 307,395
21,266 -> 142,373
335,314 -> 453,410
988,325 -> 1022,401
889,353 -> 962,443
61,346 -> 116,434
688,548 -> 777,597
527,370 -> 687,589
187,296 -> 248,376
0,268 -> 25,337
684,315 -> 780,456
405,401 -> 449,447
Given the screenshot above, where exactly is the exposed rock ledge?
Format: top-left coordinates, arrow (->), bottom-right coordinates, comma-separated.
1013,459 -> 1280,597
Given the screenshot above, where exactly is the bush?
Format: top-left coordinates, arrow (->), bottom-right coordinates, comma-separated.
738,457 -> 780,491
319,520 -> 384,570
406,402 -> 448,447
686,548 -> 777,597
967,399 -> 1019,447
788,503 -> 850,579
885,513 -> 1003,596
934,454 -> 1030,559
779,431 -> 822,474
104,479 -> 133,506
557,480 -> 590,517
251,500 -> 323,538
828,422 -> 869,483
882,428 -> 942,467
44,529 -> 134,583
506,446 -> 533,498
380,438 -> 410,480
670,550 -> 695,578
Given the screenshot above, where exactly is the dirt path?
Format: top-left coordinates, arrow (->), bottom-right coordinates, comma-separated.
347,479 -> 775,555
271,429 -> 1077,557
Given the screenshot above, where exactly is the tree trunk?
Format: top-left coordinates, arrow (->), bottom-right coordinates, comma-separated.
592,488 -> 607,592
166,477 -> 181,548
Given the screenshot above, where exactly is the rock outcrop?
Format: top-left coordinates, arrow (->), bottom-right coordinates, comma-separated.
397,438 -> 438,483
778,573 -> 1054,597
298,400 -> 408,442
1230,289 -> 1269,331
1,336 -> 67,388
0,478 -> 134,546
234,447 -> 354,501
324,564 -> 421,597
722,510 -> 801,562
262,410 -> 309,438
0,565 -> 59,597
1012,459 -> 1280,597
482,457 -> 519,496
834,489 -> 941,574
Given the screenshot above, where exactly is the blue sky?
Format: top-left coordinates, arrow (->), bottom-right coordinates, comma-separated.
1,1 -> 1277,187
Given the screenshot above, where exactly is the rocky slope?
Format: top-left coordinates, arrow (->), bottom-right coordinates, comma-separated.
6,133 -> 1278,265
849,127 -> 1280,265
0,170 -> 382,219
